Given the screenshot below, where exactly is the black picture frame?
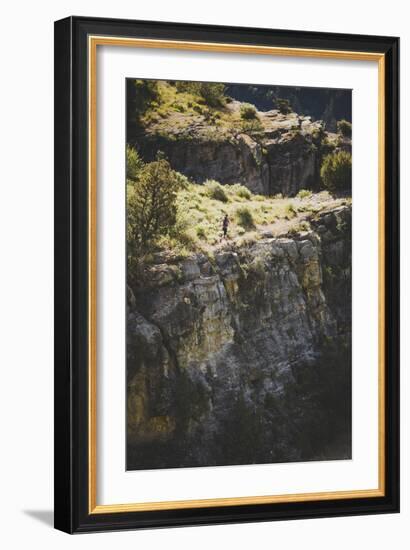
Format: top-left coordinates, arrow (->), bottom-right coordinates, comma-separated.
54,15 -> 400,533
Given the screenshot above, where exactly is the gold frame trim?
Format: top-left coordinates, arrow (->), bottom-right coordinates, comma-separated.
88,35 -> 386,514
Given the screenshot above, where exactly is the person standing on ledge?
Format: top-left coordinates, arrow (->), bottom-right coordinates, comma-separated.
222,214 -> 229,240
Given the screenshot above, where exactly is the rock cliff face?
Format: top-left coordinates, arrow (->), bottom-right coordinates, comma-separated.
137,109 -> 336,197
127,205 -> 352,469
226,84 -> 352,132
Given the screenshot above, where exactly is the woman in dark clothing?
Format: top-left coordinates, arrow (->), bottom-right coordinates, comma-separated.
222,214 -> 229,239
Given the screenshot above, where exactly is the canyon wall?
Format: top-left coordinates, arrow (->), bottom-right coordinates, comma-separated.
126,205 -> 352,469
136,110 -> 341,197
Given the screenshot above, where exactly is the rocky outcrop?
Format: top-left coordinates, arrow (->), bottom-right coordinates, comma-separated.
136,110 -> 333,197
226,84 -> 352,132
127,206 -> 352,469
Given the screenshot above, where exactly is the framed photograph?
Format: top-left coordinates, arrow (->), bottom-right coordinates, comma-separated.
54,16 -> 399,533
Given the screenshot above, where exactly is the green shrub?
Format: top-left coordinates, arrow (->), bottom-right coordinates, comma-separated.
320,151 -> 352,193
176,82 -> 226,107
145,113 -> 159,124
285,203 -> 296,219
296,189 -> 312,199
298,221 -> 310,232
174,81 -> 193,93
127,155 -> 186,259
173,103 -> 185,112
337,119 -> 352,138
232,184 -> 251,200
196,226 -> 206,239
202,107 -> 212,121
198,82 -> 226,107
204,180 -> 228,202
240,118 -> 263,134
321,136 -> 336,155
288,221 -> 310,235
133,80 -> 159,117
240,103 -> 258,120
173,171 -> 190,190
126,145 -> 144,180
287,226 -> 298,236
236,206 -> 255,229
275,98 -> 292,114
312,127 -> 326,141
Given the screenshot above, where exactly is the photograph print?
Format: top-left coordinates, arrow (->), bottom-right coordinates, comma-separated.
126,78 -> 352,471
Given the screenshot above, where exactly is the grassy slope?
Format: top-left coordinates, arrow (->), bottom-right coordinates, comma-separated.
130,81 -> 350,259
154,183 -> 351,257
141,81 -> 262,141
142,81 -> 226,121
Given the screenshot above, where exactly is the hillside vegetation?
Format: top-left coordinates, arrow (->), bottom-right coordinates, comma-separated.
126,79 -> 352,264
126,79 -> 353,471
127,148 -> 350,261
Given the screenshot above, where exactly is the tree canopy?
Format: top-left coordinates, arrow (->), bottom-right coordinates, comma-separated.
320,151 -> 352,194
127,152 -> 186,268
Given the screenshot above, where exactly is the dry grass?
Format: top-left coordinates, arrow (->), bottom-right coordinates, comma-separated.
141,81 -> 251,140
155,182 -> 349,255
